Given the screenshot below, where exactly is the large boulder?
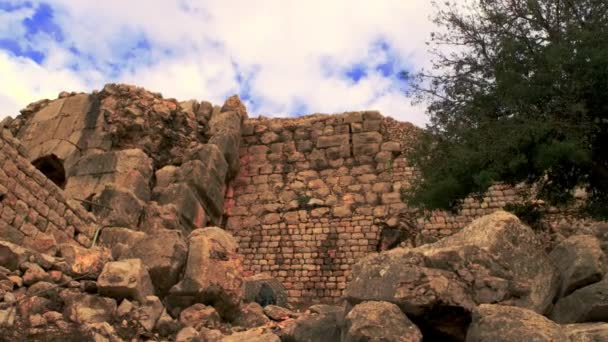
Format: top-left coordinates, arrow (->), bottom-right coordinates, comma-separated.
549,234 -> 606,298
344,211 -> 559,340
466,304 -> 566,342
123,230 -> 188,295
243,273 -> 288,307
550,278 -> 608,323
63,293 -> 117,324
58,244 -> 111,279
168,146 -> 228,225
179,303 -> 221,330
154,182 -> 207,231
97,258 -> 155,302
65,148 -> 153,202
166,227 -> 244,320
233,302 -> 270,329
278,305 -> 343,342
343,301 -> 422,342
90,186 -> 145,227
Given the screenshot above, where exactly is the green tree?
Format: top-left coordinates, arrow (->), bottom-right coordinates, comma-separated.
404,0 -> 608,218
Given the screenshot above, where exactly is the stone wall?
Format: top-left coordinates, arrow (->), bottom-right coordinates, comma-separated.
225,111 -> 591,305
225,111 -> 411,304
0,129 -> 97,253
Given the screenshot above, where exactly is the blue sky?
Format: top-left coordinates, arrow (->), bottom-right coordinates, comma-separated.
0,0 -> 437,126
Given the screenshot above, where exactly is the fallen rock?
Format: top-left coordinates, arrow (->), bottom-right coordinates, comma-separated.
0,240 -> 31,271
243,273 -> 288,308
58,244 -> 111,279
83,322 -> 122,342
279,305 -> 343,342
123,229 -> 187,295
199,327 -> 224,341
345,211 -> 559,340
22,262 -> 50,285
176,326 -> 199,342
179,303 -> 221,330
97,258 -> 155,302
154,182 -> 207,231
135,295 -> 164,331
90,186 -> 145,227
98,227 -> 147,251
466,304 -> 566,342
222,327 -> 280,342
155,309 -> 181,337
171,148 -> 228,225
343,301 -> 422,342
233,302 -> 270,329
167,227 -> 244,320
263,305 -> 295,321
63,293 -> 117,324
549,235 -> 606,297
550,278 -> 608,323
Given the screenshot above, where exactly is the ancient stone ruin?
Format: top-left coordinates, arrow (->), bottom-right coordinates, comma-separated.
1,83 -> 607,341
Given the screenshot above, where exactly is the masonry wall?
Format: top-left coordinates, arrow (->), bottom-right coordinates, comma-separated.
0,129 -> 97,253
225,112 -> 594,305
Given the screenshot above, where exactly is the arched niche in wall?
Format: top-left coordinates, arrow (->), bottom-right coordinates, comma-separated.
32,154 -> 66,189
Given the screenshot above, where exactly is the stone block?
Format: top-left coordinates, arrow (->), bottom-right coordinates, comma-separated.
97,258 -> 155,302
316,134 -> 349,148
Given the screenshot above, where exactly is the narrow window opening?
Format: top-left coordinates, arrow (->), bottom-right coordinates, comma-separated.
32,154 -> 66,189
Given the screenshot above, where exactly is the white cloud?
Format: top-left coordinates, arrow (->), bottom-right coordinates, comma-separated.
0,0 -> 443,126
0,51 -> 92,117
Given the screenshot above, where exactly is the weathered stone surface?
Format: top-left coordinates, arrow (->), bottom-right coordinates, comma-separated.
0,240 -> 31,271
167,227 -> 244,320
343,301 -> 422,342
222,327 -> 280,342
135,296 -> 164,331
171,147 -> 228,224
98,227 -> 147,250
209,130 -> 241,178
263,305 -> 295,321
466,304 -> 566,342
97,258 -> 155,302
63,293 -> 117,324
90,186 -> 145,227
317,134 -> 349,148
550,278 -> 608,323
345,211 -> 559,340
156,309 -> 181,337
279,305 -> 343,342
179,303 -> 221,330
175,326 -> 199,342
22,263 -> 50,285
562,322 -> 608,341
154,182 -> 207,231
0,223 -> 25,245
549,234 -> 606,297
58,244 -> 111,279
243,273 -> 288,308
66,148 -> 153,202
199,328 -> 224,341
233,302 -> 270,328
123,230 -> 187,295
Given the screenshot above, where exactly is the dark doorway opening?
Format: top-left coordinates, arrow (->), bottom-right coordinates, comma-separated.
32,154 -> 66,189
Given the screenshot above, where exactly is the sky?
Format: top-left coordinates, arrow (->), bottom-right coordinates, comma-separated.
0,0 -> 441,126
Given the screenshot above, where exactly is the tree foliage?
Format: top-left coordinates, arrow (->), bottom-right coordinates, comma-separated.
405,0 -> 608,218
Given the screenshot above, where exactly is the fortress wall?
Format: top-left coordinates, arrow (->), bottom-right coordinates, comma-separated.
225,111 -> 587,304
0,129 -> 97,253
